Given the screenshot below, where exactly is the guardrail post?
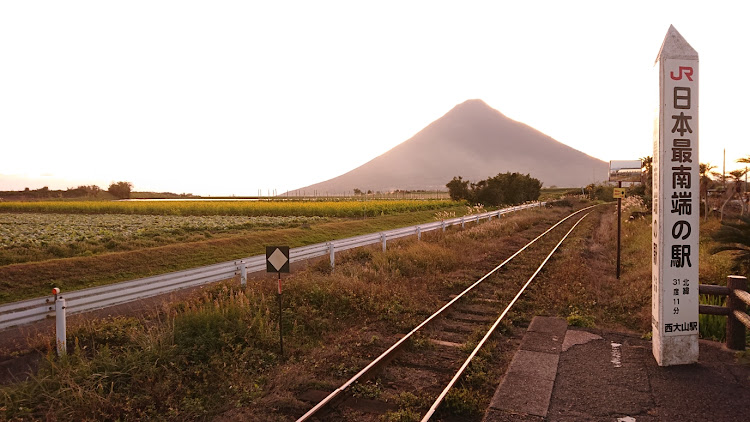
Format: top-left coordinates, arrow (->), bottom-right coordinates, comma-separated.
476,215 -> 479,224
727,275 -> 748,351
417,226 -> 421,241
328,243 -> 335,270
381,233 -> 387,252
442,220 -> 446,232
461,217 -> 465,229
53,288 -> 66,356
240,261 -> 247,288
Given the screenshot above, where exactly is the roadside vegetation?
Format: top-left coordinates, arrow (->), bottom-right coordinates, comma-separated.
2,191 -> 746,420
527,193 -> 747,344
1,202 -> 583,421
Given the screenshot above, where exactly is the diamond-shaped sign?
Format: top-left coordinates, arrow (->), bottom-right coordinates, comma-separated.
266,246 -> 290,273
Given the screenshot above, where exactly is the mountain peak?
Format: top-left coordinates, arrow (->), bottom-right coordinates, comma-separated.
458,98 -> 489,107
295,99 -> 607,193
448,99 -> 506,119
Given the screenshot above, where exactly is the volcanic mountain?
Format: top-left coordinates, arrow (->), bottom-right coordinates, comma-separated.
297,99 -> 607,193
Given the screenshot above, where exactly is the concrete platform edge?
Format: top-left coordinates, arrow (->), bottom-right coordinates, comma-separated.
486,316 -> 567,419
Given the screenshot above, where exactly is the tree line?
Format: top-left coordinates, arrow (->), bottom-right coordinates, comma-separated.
446,172 -> 542,206
0,182 -> 133,200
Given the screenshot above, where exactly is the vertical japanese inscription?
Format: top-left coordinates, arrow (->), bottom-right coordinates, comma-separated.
654,58 -> 699,340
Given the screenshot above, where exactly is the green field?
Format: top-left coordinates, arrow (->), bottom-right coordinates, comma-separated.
0,213 -> 326,266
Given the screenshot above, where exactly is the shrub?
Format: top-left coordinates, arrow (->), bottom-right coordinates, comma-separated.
446,172 -> 542,206
107,181 -> 133,199
711,215 -> 750,274
584,183 -> 614,201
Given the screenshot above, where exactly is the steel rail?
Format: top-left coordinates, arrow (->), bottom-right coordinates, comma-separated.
0,203 -> 542,330
295,205 -> 595,422
421,211 -> 593,421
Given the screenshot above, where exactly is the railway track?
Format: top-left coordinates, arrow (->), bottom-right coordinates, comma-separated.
296,205 -> 597,421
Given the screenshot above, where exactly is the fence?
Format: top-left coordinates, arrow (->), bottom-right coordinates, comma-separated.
0,202 -> 543,333
698,275 -> 750,350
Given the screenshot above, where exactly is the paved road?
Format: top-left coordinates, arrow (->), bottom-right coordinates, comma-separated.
485,317 -> 750,422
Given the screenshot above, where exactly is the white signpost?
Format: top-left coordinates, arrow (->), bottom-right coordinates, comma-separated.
652,25 -> 699,366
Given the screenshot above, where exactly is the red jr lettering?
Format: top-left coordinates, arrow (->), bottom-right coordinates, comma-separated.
670,66 -> 694,81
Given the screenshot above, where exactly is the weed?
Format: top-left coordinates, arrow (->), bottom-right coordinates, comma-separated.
395,391 -> 432,409
350,379 -> 383,399
381,408 -> 421,422
442,387 -> 482,416
331,363 -> 359,378
408,333 -> 434,351
382,392 -> 433,421
566,308 -> 596,328
371,242 -> 458,278
698,294 -> 726,342
462,356 -> 491,389
73,316 -> 143,352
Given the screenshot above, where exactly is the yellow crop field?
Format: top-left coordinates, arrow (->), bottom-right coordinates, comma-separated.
0,199 -> 457,218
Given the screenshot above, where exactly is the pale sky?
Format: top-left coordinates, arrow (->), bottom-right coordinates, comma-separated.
1,1 -> 747,196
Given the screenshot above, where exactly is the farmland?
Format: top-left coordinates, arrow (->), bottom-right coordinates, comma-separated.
0,199 -> 456,217
0,199 -> 466,302
0,213 -> 326,265
0,200 -> 458,265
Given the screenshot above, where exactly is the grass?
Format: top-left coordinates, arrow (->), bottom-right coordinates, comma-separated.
526,198 -> 745,345
1,205 -> 570,421
3,200 -> 742,420
539,187 -> 578,202
2,286 -> 279,420
699,294 -> 726,342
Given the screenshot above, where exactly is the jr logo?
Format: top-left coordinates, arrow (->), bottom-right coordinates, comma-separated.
670,66 -> 694,81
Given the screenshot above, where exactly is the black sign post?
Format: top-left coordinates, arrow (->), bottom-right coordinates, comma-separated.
266,246 -> 290,358
610,159 -> 639,280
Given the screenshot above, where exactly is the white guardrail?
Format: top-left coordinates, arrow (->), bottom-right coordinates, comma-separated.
0,203 -> 543,331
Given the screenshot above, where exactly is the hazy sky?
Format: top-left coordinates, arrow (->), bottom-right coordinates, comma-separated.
1,1 -> 747,196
